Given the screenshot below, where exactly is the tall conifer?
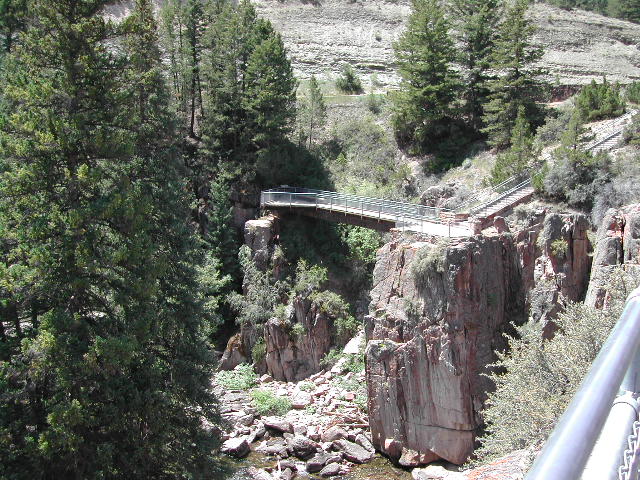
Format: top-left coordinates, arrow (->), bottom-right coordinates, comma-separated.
391,0 -> 460,148
481,0 -> 545,149
0,0 -> 219,477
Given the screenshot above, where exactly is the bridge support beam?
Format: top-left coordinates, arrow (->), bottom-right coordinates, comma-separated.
266,207 -> 396,232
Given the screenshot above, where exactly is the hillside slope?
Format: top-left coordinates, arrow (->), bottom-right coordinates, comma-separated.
252,0 -> 640,90
105,1 -> 640,91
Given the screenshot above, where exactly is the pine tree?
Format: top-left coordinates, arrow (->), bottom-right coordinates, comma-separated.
159,0 -> 210,138
201,0 -> 296,180
391,0 -> 460,149
482,0 -> 546,149
0,0 -> 219,477
490,106 -> 538,184
243,32 -> 297,149
0,0 -> 26,53
612,0 -> 640,22
451,0 -> 502,132
298,75 -> 327,149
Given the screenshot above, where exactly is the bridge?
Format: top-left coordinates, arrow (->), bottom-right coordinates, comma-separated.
261,110 -> 636,237
260,176 -> 535,237
260,187 -> 473,236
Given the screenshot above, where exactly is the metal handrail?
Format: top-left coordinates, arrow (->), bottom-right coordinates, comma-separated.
469,178 -> 532,216
261,188 -> 453,222
525,287 -> 640,480
260,187 -> 471,236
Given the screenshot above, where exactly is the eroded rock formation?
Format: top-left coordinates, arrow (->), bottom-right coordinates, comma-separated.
264,297 -> 333,382
528,213 -> 592,337
364,233 -> 525,465
586,204 -> 640,307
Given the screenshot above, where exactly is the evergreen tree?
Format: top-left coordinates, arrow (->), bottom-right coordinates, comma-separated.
243,32 -> 297,150
575,78 -> 625,121
159,0 -> 210,138
205,174 -> 241,286
452,0 -> 502,132
201,0 -> 296,181
482,0 -> 546,149
611,0 -> 640,22
490,106 -> 538,184
298,75 -> 327,149
0,0 -> 219,477
391,0 -> 460,149
0,0 -> 26,53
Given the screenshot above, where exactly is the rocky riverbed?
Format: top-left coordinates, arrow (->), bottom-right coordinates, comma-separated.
216,355 -> 380,479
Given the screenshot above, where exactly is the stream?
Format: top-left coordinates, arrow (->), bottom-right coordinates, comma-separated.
224,452 -> 413,480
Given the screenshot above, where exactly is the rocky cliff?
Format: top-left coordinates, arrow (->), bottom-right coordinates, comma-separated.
586,204 -> 640,307
252,0 -> 640,90
364,233 -> 525,465
264,296 -> 334,382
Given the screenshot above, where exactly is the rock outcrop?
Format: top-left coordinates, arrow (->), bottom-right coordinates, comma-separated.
220,215 -> 281,371
586,204 -> 640,307
249,0 -> 640,90
365,233 -> 525,465
264,297 -> 333,382
529,213 -> 592,337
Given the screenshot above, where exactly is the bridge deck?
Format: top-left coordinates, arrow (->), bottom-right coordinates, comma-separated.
261,188 -> 473,237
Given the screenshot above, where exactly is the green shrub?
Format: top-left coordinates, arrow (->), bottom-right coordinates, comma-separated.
365,92 -> 384,114
335,64 -> 363,94
625,81 -> 640,104
320,348 -> 343,368
292,259 -> 327,297
411,240 -> 450,288
550,239 -> 568,258
474,267 -> 640,465
535,107 -> 574,145
336,315 -> 360,339
575,78 -> 625,122
543,150 -> 612,210
343,353 -> 365,373
290,322 -> 305,338
343,226 -> 382,265
227,246 -> 287,328
216,364 -> 258,390
298,381 -> 315,392
622,113 -> 640,145
251,338 -> 266,364
250,390 -> 292,416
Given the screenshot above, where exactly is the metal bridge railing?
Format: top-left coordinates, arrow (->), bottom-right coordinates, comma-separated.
260,187 -> 470,236
525,287 -> 640,480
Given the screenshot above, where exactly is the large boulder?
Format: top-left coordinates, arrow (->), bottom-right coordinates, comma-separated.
333,439 -> 375,464
365,233 -> 525,465
221,437 -> 251,458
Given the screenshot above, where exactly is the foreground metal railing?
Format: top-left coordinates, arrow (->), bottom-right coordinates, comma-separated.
260,187 -> 471,236
525,287 -> 640,480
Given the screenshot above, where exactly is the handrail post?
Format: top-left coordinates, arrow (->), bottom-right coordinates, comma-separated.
289,193 -> 292,209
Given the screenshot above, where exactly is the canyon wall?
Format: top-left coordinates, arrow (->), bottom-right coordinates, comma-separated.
586,204 -> 640,307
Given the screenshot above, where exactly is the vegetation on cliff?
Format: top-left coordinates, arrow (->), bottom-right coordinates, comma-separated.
475,267 -> 640,463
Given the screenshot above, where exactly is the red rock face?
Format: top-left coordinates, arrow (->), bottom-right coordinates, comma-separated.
586,204 -> 640,307
364,233 -> 525,465
264,297 -> 333,382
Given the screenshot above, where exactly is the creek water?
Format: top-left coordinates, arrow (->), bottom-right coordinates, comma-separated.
224,452 -> 413,480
